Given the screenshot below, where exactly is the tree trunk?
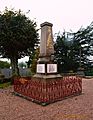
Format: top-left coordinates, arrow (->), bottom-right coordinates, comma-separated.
11,56 -> 19,76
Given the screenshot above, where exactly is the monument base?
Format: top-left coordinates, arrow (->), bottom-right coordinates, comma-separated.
14,75 -> 82,105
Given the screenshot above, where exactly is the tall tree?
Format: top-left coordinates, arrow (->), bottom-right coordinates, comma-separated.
0,8 -> 39,76
73,22 -> 93,70
54,32 -> 78,73
54,22 -> 93,73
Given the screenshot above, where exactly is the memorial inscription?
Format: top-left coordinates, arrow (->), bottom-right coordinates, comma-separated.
47,64 -> 57,73
47,26 -> 54,55
37,64 -> 45,73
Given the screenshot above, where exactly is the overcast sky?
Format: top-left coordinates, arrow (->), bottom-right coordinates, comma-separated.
1,0 -> 93,33
0,0 -> 93,62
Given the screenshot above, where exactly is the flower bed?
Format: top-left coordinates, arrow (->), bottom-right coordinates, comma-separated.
14,75 -> 82,105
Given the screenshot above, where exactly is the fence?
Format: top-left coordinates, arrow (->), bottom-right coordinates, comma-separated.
0,68 -> 31,78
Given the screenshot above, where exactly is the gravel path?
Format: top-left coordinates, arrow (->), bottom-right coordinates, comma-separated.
0,78 -> 93,120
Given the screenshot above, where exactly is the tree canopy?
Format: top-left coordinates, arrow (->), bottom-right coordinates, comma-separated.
54,22 -> 93,73
0,8 -> 39,76
54,32 -> 78,73
73,23 -> 93,70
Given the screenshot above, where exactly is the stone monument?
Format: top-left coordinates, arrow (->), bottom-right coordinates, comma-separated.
34,22 -> 59,77
14,22 -> 82,105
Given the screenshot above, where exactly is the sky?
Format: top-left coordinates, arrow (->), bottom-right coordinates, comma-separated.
0,0 -> 93,62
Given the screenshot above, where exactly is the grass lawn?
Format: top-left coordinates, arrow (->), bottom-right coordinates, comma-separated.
0,82 -> 11,89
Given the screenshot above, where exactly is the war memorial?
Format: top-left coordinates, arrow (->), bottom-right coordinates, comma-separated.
14,22 -> 82,105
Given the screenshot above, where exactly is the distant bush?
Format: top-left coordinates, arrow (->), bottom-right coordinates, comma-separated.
0,60 -> 10,68
85,69 -> 93,76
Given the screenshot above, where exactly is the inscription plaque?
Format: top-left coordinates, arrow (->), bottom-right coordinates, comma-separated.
47,64 -> 57,73
37,64 -> 45,73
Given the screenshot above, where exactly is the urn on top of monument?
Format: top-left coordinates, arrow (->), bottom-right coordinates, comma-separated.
40,22 -> 54,57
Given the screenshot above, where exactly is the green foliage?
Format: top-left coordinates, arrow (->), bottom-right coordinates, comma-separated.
0,82 -> 11,88
0,60 -> 10,68
26,51 -> 35,68
31,48 -> 39,74
54,22 -> 93,73
0,8 -> 39,75
18,62 -> 26,68
54,32 -> 78,73
73,22 -> 93,70
85,68 -> 93,76
0,8 -> 39,58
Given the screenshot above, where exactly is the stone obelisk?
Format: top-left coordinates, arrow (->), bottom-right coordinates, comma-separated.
39,22 -> 54,61
36,22 -> 57,75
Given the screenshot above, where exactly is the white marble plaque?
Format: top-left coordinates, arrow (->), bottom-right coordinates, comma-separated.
47,64 -> 57,73
37,64 -> 45,73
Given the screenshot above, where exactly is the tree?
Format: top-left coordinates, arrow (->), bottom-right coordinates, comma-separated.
54,22 -> 93,73
73,22 -> 93,70
0,8 -> 39,76
31,47 -> 39,74
0,60 -> 10,68
54,32 -> 78,73
18,62 -> 26,68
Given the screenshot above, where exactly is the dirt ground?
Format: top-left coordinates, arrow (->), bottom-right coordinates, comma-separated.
0,78 -> 93,120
